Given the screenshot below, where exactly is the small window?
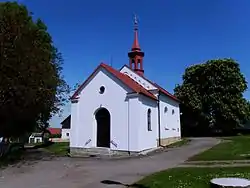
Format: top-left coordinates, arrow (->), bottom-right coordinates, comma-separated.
164,107 -> 168,113
132,59 -> 135,69
99,86 -> 105,94
172,109 -> 175,115
138,59 -> 141,69
66,133 -> 69,136
147,109 -> 152,131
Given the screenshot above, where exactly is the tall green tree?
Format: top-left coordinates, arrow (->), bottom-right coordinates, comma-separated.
0,2 -> 69,139
174,58 -> 250,136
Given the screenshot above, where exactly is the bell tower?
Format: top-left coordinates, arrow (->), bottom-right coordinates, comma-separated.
128,14 -> 145,76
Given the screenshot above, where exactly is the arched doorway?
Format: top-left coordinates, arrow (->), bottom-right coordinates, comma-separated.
95,108 -> 110,148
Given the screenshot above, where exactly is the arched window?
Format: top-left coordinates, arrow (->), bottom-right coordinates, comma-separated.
147,109 -> 152,131
172,109 -> 175,115
164,106 -> 168,113
138,59 -> 141,69
132,59 -> 135,69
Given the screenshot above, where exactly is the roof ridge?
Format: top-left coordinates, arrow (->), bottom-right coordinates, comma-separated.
120,65 -> 179,102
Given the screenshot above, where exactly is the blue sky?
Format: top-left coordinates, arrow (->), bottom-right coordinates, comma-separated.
10,0 -> 250,127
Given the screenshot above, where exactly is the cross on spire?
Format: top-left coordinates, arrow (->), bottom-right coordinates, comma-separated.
134,14 -> 138,29
132,14 -> 140,51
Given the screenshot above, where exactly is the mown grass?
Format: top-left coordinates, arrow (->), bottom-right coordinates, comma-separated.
189,136 -> 250,161
43,142 -> 69,156
135,167 -> 250,188
184,161 -> 250,166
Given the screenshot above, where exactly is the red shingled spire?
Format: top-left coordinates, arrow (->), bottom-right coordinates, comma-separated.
132,23 -> 140,51
128,14 -> 145,76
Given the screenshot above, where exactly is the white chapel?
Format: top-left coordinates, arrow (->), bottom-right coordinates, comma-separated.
69,19 -> 181,156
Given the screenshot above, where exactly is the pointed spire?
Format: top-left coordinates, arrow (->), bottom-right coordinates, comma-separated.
132,14 -> 141,51
128,14 -> 145,76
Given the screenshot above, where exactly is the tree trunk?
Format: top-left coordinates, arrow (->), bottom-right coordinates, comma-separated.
210,178 -> 250,188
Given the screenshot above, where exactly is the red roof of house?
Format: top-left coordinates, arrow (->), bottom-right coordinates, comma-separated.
71,63 -> 157,100
47,128 -> 61,135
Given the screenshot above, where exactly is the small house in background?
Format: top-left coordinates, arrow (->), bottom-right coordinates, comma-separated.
29,133 -> 43,143
61,115 -> 71,140
28,127 -> 62,144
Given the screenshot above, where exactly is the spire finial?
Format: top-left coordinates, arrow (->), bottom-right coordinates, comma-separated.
133,13 -> 138,30
131,14 -> 140,51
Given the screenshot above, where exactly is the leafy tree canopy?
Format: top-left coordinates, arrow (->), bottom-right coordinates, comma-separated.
174,58 -> 250,135
0,2 -> 69,138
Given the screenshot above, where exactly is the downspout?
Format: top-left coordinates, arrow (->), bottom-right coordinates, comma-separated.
157,91 -> 162,147
127,98 -> 130,155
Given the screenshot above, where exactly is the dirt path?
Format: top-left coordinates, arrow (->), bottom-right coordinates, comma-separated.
0,137 -> 219,188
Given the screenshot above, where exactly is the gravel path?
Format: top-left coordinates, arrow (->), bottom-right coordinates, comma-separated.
0,137 -> 219,188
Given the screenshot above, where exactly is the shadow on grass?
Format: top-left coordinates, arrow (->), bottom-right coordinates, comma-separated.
101,180 -> 149,188
28,141 -> 54,149
1,141 -> 70,168
0,143 -> 26,167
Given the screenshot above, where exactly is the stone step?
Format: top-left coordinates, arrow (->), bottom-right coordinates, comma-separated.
85,147 -> 111,155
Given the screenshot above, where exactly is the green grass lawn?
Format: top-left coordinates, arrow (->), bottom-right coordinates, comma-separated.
189,136 -> 250,161
43,142 -> 69,156
136,167 -> 250,188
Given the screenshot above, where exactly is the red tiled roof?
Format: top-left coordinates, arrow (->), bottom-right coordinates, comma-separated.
101,63 -> 157,100
153,83 -> 180,102
71,63 -> 157,100
47,128 -> 61,135
120,65 -> 180,103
